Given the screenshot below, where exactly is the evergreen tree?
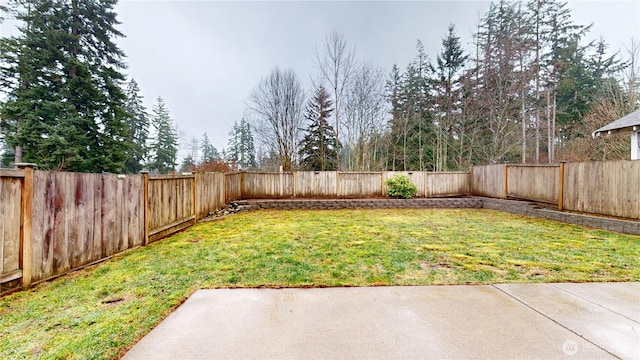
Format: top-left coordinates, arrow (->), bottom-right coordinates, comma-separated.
435,25 -> 468,171
200,132 -> 218,163
0,0 -> 129,172
122,78 -> 149,173
532,0 -> 591,162
398,40 -> 435,170
225,121 -> 240,165
238,118 -> 256,169
385,64 -> 407,170
180,154 -> 196,173
148,97 -> 178,174
298,85 -> 338,171
226,118 -> 256,169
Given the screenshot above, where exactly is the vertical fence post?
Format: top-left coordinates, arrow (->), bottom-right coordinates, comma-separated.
192,172 -> 198,224
381,171 -> 385,196
16,163 -> 34,289
336,171 -> 340,198
558,161 -> 565,211
141,171 -> 149,246
503,164 -> 509,199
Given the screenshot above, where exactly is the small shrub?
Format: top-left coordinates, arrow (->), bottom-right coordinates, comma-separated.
385,175 -> 417,199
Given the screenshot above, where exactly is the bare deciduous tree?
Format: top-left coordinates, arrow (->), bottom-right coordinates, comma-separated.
315,30 -> 356,170
343,63 -> 388,171
247,67 -> 305,171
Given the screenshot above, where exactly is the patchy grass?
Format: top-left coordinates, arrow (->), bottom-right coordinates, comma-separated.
1,208 -> 639,359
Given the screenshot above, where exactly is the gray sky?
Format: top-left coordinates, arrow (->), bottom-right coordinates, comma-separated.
114,0 -> 639,156
3,0 -> 640,158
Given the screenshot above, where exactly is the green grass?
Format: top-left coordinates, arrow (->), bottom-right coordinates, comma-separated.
1,208 -> 639,359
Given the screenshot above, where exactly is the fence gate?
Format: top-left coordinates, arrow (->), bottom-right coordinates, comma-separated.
0,169 -> 24,293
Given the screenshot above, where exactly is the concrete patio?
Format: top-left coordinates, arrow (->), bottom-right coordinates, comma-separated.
124,283 -> 640,359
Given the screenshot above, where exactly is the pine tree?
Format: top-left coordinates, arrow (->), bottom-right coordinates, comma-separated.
226,118 -> 256,169
435,25 -> 468,171
298,85 -> 338,171
385,64 -> 406,170
200,132 -> 218,163
0,0 -> 129,172
401,40 -> 435,170
148,97 -> 178,174
180,154 -> 196,173
122,79 -> 149,173
225,121 -> 240,165
238,118 -> 256,169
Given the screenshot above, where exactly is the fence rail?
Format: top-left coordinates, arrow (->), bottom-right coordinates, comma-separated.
2,160 -> 639,295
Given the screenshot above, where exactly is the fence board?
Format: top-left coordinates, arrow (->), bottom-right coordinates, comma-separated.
507,165 -> 558,203
51,172 -> 68,275
0,175 -> 21,282
91,174 -> 103,262
101,174 -> 117,258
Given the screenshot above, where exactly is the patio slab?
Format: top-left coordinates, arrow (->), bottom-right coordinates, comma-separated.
123,283 -> 639,359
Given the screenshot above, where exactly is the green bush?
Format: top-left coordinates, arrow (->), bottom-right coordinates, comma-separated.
384,174 -> 417,199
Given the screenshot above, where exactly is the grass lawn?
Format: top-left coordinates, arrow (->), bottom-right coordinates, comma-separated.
1,208 -> 639,359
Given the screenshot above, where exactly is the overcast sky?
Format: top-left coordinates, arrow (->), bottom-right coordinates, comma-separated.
3,0 -> 640,159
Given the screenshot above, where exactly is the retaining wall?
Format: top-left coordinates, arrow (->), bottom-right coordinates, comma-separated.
482,198 -> 640,236
240,198 -> 483,210
234,197 -> 640,236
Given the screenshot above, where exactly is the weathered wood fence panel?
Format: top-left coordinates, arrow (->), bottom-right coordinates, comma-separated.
148,175 -> 194,242
471,164 -> 505,198
0,170 -> 23,286
242,172 -> 293,198
563,160 -> 640,219
197,173 -> 226,218
507,165 -> 558,204
294,172 -> 337,198
224,173 -> 242,202
339,172 -> 382,197
29,171 -> 144,283
427,172 -> 470,197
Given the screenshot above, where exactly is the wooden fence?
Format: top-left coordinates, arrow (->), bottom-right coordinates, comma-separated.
506,165 -> 559,204
239,171 -> 470,199
471,164 -> 506,198
2,160 -> 639,294
563,160 -> 640,219
0,168 -> 234,294
471,160 -> 640,219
